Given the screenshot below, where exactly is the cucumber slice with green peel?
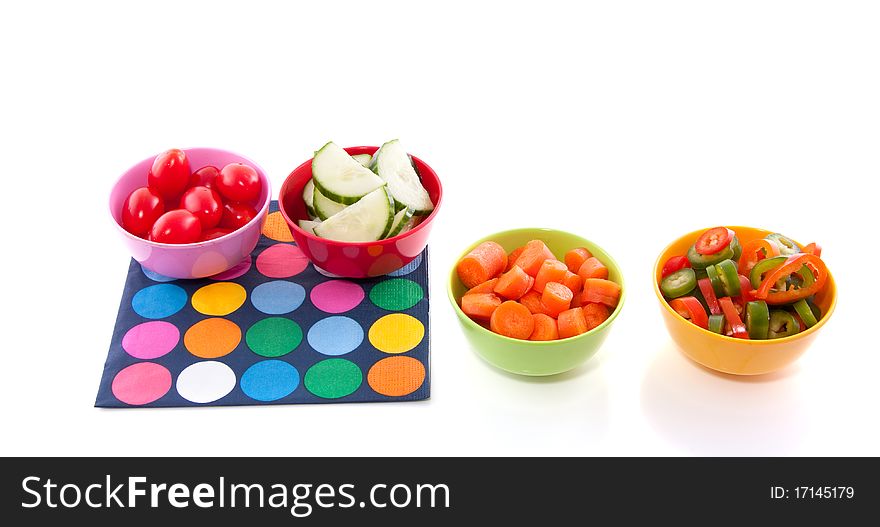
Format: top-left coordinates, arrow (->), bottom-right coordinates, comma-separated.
303,179 -> 316,218
312,142 -> 386,205
313,185 -> 348,221
370,139 -> 434,216
298,219 -> 321,235
352,154 -> 372,167
313,187 -> 394,242
384,207 -> 415,239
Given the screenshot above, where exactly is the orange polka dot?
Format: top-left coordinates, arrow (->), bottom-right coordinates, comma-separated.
184,318 -> 241,358
367,245 -> 384,257
367,356 -> 426,397
261,211 -> 295,242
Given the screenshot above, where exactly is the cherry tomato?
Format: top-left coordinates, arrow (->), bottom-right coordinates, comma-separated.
219,202 -> 258,230
661,255 -> 691,278
148,148 -> 191,199
200,228 -> 233,241
189,165 -> 219,189
216,163 -> 261,203
695,227 -> 733,255
179,186 -> 224,229
150,210 -> 202,244
121,187 -> 164,237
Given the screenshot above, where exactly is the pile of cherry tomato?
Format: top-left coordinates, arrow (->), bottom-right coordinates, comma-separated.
121,149 -> 262,244
659,227 -> 829,340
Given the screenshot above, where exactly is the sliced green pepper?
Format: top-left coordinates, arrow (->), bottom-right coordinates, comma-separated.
745,300 -> 770,339
715,259 -> 741,297
661,268 -> 697,299
768,310 -> 800,339
793,299 -> 818,328
766,233 -> 800,256
730,235 -> 742,262
687,243 -> 735,269
705,264 -> 725,298
708,314 -> 725,334
808,300 -> 822,321
749,255 -> 788,289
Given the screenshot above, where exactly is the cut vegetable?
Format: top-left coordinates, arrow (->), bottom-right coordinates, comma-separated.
745,300 -> 770,340
297,219 -> 321,235
577,257 -> 609,281
461,293 -> 502,320
312,185 -> 348,221
687,243 -> 734,269
708,314 -> 725,334
385,207 -> 415,239
669,296 -> 709,329
534,259 -> 568,293
541,282 -> 573,318
557,307 -> 588,339
490,301 -> 535,339
370,139 -> 434,215
514,240 -> 555,276
466,278 -> 499,296
494,265 -> 533,300
564,248 -> 592,274
312,142 -> 386,205
660,268 -> 696,299
581,278 -> 621,307
456,241 -> 508,289
792,299 -> 818,328
302,179 -> 316,217
768,310 -> 800,339
582,302 -> 610,330
352,153 -> 372,167
312,187 -> 394,242
529,314 -> 559,341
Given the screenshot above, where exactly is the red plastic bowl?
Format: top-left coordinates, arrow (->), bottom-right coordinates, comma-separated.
278,146 -> 442,278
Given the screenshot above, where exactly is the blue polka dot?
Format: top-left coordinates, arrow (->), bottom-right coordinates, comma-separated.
307,316 -> 364,356
141,265 -> 177,282
131,284 -> 188,319
388,253 -> 423,277
250,281 -> 306,315
240,360 -> 300,401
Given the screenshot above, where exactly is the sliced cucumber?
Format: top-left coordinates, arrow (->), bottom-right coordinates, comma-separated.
313,185 -> 348,221
312,142 -> 386,205
352,153 -> 372,167
385,207 -> 415,239
302,179 -> 316,218
370,139 -> 434,216
313,187 -> 394,242
298,219 -> 321,235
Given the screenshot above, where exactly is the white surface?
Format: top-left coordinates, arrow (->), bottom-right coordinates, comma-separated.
1,0 -> 878,456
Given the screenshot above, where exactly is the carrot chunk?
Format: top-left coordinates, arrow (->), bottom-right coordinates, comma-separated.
557,307 -> 589,339
514,240 -> 556,277
582,302 -> 611,330
519,290 -> 551,316
533,259 -> 569,293
461,293 -> 502,320
581,278 -> 621,307
456,241 -> 508,288
577,257 -> 609,281
490,301 -> 535,340
541,282 -> 573,318
506,246 -> 525,271
466,278 -> 499,295
570,290 -> 584,308
562,271 -> 583,296
529,313 -> 559,341
493,265 -> 533,300
564,247 -> 593,274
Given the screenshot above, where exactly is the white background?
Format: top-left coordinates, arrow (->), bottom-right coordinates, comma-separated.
1,1 -> 878,456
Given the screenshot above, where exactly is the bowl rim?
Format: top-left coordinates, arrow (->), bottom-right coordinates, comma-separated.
447,227 -> 626,346
109,147 -> 272,248
653,225 -> 838,345
277,145 -> 443,247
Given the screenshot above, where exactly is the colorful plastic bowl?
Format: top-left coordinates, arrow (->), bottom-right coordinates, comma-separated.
448,228 -> 626,376
654,226 -> 837,376
109,147 -> 271,279
278,146 -> 442,278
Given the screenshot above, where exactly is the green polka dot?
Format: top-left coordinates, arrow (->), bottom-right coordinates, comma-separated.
369,279 -> 424,311
246,317 -> 302,357
304,359 -> 362,399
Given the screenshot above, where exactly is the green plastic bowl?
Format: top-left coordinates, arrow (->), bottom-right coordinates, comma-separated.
447,228 -> 626,376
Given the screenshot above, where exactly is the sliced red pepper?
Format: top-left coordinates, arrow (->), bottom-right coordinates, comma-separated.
719,296 -> 749,339
697,278 -> 721,315
803,242 -> 822,257
737,238 -> 781,276
661,255 -> 690,278
752,253 -> 828,305
695,227 -> 733,255
738,274 -> 754,303
669,296 -> 709,329
792,312 -> 807,332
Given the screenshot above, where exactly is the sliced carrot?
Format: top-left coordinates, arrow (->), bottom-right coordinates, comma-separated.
541,282 -> 573,318
582,302 -> 610,330
506,246 -> 525,271
577,256 -> 609,281
519,290 -> 551,316
533,259 -> 568,293
581,278 -> 621,307
564,247 -> 593,274
461,293 -> 502,320
466,278 -> 499,295
562,271 -> 583,296
490,300 -> 535,340
493,265 -> 533,300
529,313 -> 559,341
456,241 -> 508,289
514,240 -> 556,277
557,307 -> 588,339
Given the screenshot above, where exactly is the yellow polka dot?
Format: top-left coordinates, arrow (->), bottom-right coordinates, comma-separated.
367,245 -> 384,257
261,211 -> 295,242
191,282 -> 247,316
368,313 -> 425,354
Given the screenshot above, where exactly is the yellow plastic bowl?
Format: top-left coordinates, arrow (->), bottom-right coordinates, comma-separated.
653,226 -> 837,376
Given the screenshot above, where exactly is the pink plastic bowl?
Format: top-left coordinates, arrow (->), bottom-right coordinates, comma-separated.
278,146 -> 442,278
109,147 -> 271,279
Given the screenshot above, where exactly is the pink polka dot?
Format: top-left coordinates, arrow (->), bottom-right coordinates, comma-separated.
210,256 -> 252,281
121,321 -> 179,359
256,244 -> 309,278
111,363 -> 172,406
343,246 -> 360,258
310,280 -> 365,313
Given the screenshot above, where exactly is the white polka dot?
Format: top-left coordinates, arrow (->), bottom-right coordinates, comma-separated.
314,265 -> 342,278
308,238 -> 329,262
176,361 -> 236,404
